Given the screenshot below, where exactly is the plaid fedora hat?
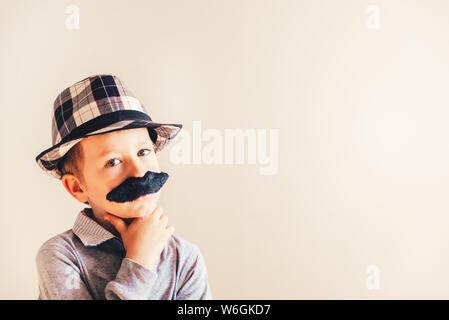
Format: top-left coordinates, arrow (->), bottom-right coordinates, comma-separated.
35,74 -> 182,180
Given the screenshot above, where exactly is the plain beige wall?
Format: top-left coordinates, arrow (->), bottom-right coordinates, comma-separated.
2,0 -> 449,299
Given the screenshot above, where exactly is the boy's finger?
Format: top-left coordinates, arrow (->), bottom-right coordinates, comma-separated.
152,206 -> 163,220
104,214 -> 127,235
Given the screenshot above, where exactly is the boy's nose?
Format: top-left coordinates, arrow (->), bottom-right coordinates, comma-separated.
128,159 -> 148,178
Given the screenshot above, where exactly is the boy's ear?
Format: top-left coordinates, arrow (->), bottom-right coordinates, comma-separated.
61,174 -> 89,204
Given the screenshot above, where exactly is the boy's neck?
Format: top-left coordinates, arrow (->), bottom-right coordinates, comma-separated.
86,206 -> 134,238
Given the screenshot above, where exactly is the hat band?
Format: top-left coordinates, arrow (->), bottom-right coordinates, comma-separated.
63,110 -> 152,141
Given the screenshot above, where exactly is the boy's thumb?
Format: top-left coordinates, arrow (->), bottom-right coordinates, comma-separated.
104,214 -> 127,235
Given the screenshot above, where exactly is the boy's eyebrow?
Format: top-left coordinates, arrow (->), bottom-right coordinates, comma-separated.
98,138 -> 153,158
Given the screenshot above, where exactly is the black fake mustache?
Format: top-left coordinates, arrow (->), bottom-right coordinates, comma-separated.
106,170 -> 169,203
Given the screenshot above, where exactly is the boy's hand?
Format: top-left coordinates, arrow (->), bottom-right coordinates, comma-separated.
104,205 -> 175,271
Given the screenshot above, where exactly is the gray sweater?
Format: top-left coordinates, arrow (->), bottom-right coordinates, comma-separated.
35,207 -> 213,300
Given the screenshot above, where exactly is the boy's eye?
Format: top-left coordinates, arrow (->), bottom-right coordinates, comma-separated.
106,149 -> 151,167
106,158 -> 117,167
137,149 -> 151,154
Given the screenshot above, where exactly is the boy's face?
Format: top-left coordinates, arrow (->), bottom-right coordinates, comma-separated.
74,127 -> 162,219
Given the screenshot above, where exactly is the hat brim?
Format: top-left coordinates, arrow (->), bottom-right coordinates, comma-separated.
36,119 -> 182,179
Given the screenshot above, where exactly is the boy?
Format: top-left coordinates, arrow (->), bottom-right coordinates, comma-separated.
35,74 -> 213,300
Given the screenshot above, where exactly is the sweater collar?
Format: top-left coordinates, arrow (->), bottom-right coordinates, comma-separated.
72,207 -> 119,247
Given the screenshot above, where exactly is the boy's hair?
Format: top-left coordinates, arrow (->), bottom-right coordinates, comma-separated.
58,142 -> 89,205
58,142 -> 85,183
